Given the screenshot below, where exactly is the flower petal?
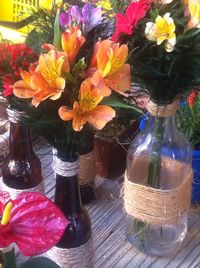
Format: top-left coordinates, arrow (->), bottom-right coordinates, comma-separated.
87,105 -> 115,129
105,64 -> 131,94
90,71 -> 111,97
13,80 -> 36,99
59,106 -> 75,121
3,192 -> 68,256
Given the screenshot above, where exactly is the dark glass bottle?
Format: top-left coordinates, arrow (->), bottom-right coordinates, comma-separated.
2,122 -> 43,191
78,129 -> 96,205
54,154 -> 92,248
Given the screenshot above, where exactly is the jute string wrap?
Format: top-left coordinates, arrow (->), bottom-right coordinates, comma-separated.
52,150 -> 79,177
0,179 -> 44,200
46,238 -> 93,268
79,150 -> 96,185
124,158 -> 193,225
146,99 -> 179,117
7,108 -> 26,124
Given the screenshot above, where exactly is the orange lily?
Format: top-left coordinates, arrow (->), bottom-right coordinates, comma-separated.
61,26 -> 86,66
187,0 -> 200,28
13,50 -> 66,107
59,79 -> 115,131
89,40 -> 131,96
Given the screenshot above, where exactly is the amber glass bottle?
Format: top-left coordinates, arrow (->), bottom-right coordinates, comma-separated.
2,122 -> 43,196
55,166 -> 91,248
47,150 -> 93,268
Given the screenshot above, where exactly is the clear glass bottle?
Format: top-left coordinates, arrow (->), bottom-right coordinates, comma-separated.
126,107 -> 192,256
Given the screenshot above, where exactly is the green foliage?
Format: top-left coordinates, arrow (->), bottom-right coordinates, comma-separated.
102,94 -> 142,114
177,97 -> 200,148
110,0 -> 130,13
25,8 -> 56,54
53,9 -> 61,50
127,0 -> 200,103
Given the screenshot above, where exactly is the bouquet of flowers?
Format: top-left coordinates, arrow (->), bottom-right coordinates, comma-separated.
112,0 -> 200,103
10,1 -> 138,159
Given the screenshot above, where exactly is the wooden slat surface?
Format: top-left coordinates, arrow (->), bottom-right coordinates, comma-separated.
3,140 -> 200,268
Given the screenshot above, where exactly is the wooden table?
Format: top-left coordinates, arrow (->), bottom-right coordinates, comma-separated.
15,140 -> 200,268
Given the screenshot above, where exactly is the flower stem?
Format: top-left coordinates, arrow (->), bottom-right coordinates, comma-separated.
0,248 -> 17,268
147,116 -> 165,187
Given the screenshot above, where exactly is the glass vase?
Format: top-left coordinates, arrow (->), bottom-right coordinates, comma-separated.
125,100 -> 193,256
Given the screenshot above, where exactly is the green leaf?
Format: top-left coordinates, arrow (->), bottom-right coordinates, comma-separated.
19,257 -> 60,268
53,9 -> 61,50
101,95 -> 142,113
63,72 -> 78,86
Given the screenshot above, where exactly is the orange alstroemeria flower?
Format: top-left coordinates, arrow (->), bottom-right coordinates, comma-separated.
59,79 -> 115,131
89,40 -> 131,96
13,50 -> 66,107
61,26 -> 86,66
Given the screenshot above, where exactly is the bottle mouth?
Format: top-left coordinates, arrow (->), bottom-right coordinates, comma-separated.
146,99 -> 179,117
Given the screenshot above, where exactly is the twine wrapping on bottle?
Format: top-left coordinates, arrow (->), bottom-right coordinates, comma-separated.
79,150 -> 96,185
45,238 -> 93,268
146,100 -> 179,117
124,160 -> 193,225
0,179 -> 44,200
6,108 -> 26,124
52,154 -> 80,177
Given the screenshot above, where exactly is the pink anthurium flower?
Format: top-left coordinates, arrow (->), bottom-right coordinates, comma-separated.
0,191 -> 68,256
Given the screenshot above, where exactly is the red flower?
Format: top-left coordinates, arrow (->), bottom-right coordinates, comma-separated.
0,191 -> 68,256
112,0 -> 150,42
0,43 -> 37,96
188,91 -> 196,107
2,74 -> 15,96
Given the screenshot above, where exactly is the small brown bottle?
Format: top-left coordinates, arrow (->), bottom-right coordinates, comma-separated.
46,150 -> 93,268
1,122 -> 44,198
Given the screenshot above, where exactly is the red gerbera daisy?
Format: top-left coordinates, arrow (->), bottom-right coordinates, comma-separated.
112,0 -> 150,42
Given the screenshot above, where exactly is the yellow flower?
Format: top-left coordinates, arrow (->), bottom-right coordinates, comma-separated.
188,0 -> 200,28
145,13 -> 176,52
97,0 -> 112,10
40,0 -> 62,11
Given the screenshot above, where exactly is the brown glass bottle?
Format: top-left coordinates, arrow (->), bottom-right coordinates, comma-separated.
2,122 -> 43,190
54,154 -> 91,248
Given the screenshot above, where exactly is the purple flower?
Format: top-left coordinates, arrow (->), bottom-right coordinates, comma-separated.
60,6 -> 81,27
60,3 -> 102,35
82,3 -> 102,35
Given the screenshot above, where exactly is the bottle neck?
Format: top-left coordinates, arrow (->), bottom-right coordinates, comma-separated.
9,122 -> 33,158
54,156 -> 83,217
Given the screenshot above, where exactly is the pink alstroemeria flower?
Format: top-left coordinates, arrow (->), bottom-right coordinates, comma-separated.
0,191 -> 68,256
